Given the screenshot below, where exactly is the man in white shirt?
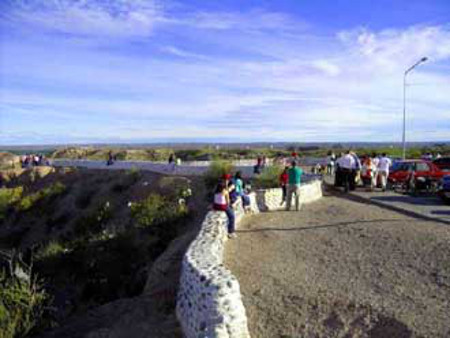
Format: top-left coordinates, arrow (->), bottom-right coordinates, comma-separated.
371,153 -> 380,189
338,151 -> 355,193
377,153 -> 392,192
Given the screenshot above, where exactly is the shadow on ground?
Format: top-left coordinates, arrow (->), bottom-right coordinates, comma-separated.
237,218 -> 426,234
371,195 -> 444,206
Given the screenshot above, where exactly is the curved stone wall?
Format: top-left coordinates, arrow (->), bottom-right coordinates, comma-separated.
176,196 -> 257,338
256,179 -> 323,211
176,180 -> 322,338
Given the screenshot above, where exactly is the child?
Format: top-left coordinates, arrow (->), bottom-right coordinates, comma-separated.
279,167 -> 289,206
233,171 -> 251,212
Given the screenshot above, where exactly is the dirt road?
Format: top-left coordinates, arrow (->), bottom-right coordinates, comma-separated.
225,193 -> 450,337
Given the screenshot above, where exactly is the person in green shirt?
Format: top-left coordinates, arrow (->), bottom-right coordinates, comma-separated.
286,161 -> 303,211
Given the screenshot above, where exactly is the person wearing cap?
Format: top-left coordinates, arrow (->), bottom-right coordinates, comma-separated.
286,161 -> 303,211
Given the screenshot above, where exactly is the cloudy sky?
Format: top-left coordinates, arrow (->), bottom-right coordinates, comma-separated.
0,0 -> 449,145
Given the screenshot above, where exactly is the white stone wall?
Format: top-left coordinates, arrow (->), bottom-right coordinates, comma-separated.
176,195 -> 258,338
256,179 -> 323,211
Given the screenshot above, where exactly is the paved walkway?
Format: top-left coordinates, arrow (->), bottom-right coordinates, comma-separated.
51,159 -> 255,177
322,175 -> 450,225
225,194 -> 450,337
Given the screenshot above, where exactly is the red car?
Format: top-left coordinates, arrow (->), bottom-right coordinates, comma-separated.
433,157 -> 450,172
389,160 -> 445,185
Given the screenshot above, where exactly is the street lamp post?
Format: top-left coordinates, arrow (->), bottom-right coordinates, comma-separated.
402,56 -> 428,160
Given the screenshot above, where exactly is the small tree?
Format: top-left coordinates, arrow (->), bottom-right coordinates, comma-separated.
204,160 -> 235,190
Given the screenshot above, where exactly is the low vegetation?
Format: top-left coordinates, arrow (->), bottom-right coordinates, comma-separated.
253,166 -> 284,189
131,194 -> 188,235
0,167 -> 201,335
0,260 -> 48,338
17,182 -> 66,212
0,187 -> 23,220
204,160 -> 235,189
73,202 -> 112,240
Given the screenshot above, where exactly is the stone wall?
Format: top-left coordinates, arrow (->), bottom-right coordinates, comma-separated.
256,179 -> 323,211
176,195 -> 258,338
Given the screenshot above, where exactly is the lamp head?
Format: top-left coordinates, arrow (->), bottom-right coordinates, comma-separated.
421,57 -> 428,62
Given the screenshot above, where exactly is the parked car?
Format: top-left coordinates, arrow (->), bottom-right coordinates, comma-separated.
433,157 -> 450,172
438,175 -> 450,203
388,160 -> 445,187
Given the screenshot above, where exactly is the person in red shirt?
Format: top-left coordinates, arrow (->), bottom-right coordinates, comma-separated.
279,166 -> 289,206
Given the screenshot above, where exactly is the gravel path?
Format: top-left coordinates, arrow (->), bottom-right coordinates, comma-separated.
224,193 -> 450,338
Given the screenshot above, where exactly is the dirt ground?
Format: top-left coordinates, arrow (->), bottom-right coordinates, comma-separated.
225,192 -> 450,338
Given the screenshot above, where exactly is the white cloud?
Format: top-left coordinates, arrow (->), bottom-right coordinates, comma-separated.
1,2 -> 449,144
184,9 -> 301,31
338,25 -> 450,73
160,46 -> 207,59
312,59 -> 341,76
6,0 -> 164,38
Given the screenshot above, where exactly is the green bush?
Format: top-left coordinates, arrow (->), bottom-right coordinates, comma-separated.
74,202 -> 112,239
131,194 -> 188,233
204,160 -> 235,190
75,188 -> 96,209
0,187 -> 23,220
16,182 -> 66,212
35,241 -> 66,261
0,269 -> 47,337
126,167 -> 141,183
111,168 -> 141,193
253,165 -> 283,189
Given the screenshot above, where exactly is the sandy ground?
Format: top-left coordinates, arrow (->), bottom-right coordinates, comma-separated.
225,193 -> 450,338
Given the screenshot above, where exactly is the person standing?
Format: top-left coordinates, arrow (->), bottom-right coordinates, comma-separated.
279,166 -> 289,206
286,161 -> 303,211
327,152 -> 336,175
107,151 -> 113,166
377,153 -> 392,192
371,153 -> 380,189
168,154 -> 175,172
254,156 -> 263,174
350,151 -> 361,189
339,151 -> 356,193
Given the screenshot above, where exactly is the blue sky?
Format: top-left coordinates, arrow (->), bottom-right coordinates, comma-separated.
0,0 -> 449,145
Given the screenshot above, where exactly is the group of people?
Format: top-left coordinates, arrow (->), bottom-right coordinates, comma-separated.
214,160 -> 305,238
421,152 -> 442,161
212,171 -> 251,238
334,151 -> 392,192
20,154 -> 49,168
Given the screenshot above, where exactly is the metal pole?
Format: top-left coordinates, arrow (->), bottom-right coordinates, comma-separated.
401,57 -> 427,161
402,73 -> 407,160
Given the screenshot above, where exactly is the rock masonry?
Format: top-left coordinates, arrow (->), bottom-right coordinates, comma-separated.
256,179 -> 323,211
176,195 -> 257,338
176,180 -> 322,338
